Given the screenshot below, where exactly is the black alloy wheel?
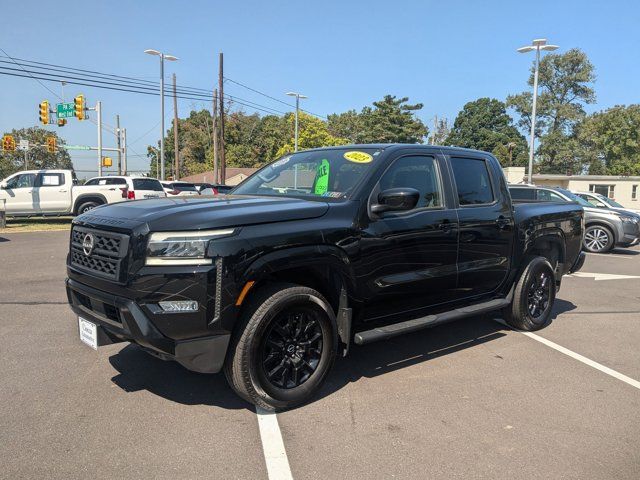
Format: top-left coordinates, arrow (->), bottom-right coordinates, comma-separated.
526,269 -> 552,319
259,307 -> 323,390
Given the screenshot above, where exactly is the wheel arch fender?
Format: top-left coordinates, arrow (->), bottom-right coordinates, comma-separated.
73,193 -> 108,215
237,245 -> 357,353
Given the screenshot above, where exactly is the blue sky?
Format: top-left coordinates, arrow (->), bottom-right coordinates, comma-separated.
1,0 -> 639,177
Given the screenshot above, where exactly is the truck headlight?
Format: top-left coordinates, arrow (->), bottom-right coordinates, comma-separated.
621,215 -> 639,225
146,229 -> 235,266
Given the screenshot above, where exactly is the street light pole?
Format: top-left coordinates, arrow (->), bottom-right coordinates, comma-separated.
145,49 -> 179,181
517,38 -> 559,184
286,92 -> 308,152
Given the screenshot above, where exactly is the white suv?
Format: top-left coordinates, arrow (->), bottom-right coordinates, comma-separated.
84,176 -> 166,201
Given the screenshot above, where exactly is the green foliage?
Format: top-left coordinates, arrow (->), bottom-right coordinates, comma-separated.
445,98 -> 528,166
328,95 -> 429,144
0,127 -> 73,179
577,105 -> 640,175
276,112 -> 348,157
507,48 -> 596,172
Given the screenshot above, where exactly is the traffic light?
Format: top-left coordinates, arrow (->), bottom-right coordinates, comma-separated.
2,135 -> 16,152
74,94 -> 86,120
39,101 -> 49,125
46,136 -> 56,153
102,157 -> 112,167
57,118 -> 67,127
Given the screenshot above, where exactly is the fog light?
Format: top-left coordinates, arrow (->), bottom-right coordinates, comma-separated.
158,300 -> 199,312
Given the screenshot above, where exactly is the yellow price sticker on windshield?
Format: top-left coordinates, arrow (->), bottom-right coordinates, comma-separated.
344,151 -> 373,163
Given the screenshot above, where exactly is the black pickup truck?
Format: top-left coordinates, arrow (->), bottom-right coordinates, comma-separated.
66,145 -> 585,410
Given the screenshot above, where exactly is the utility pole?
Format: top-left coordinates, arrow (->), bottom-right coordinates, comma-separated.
116,115 -> 122,175
432,115 -> 438,145
517,38 -> 559,184
122,128 -> 127,175
285,92 -> 308,151
172,73 -> 179,180
97,101 -> 103,176
212,88 -> 219,184
218,52 -> 226,185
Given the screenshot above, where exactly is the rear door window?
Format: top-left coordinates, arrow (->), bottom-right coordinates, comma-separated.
451,158 -> 495,206
133,179 -> 164,191
37,173 -> 64,187
537,189 -> 565,202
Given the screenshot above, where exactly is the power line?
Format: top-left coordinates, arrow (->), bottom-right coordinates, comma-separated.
0,55 -> 328,119
224,76 -> 328,119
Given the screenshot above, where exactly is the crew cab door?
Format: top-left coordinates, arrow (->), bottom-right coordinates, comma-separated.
34,172 -> 71,213
448,155 -> 514,299
358,152 -> 459,320
0,172 -> 37,214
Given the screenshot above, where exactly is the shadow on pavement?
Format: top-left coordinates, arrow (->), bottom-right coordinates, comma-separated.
108,300 -> 577,411
610,248 -> 640,256
109,345 -> 252,411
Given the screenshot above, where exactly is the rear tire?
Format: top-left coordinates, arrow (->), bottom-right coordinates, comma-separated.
583,225 -> 614,253
76,201 -> 101,215
503,256 -> 556,331
224,283 -> 338,411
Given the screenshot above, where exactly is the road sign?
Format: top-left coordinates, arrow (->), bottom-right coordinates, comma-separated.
18,139 -> 29,151
56,102 -> 75,119
63,145 -> 91,150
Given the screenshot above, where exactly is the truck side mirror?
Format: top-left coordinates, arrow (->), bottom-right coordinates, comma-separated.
371,188 -> 420,214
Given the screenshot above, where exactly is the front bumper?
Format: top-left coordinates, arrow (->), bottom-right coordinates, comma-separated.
66,278 -> 230,373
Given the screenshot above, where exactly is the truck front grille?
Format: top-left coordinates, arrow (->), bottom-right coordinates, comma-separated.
70,226 -> 130,281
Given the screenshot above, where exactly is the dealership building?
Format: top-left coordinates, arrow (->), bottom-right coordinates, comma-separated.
503,167 -> 640,209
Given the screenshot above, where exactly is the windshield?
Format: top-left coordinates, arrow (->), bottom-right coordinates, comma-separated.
233,148 -> 383,199
595,193 -> 624,208
556,188 -> 592,207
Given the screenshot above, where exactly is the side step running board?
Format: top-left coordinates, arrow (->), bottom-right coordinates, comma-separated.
353,298 -> 510,345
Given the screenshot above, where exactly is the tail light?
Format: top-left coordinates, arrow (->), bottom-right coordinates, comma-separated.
212,187 -> 219,195
127,190 -> 136,200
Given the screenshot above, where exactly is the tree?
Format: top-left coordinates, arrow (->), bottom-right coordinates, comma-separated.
0,127 -> 73,179
577,105 -> 640,175
328,95 -> 429,144
445,98 -> 528,166
276,112 -> 348,157
507,48 -> 596,172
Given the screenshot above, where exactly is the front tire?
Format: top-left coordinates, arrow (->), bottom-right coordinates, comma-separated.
503,256 -> 556,331
224,283 -> 338,411
583,225 -> 614,253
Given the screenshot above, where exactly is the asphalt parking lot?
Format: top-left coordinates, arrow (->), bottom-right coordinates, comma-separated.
1,231 -> 639,479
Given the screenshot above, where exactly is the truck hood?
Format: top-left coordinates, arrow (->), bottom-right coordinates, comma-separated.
76,195 -> 330,232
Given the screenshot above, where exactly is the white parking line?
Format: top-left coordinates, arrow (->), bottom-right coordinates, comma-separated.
496,319 -> 640,391
256,407 -> 294,480
586,253 -> 640,260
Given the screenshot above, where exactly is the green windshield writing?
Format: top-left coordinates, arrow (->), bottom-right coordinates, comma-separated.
314,159 -> 330,195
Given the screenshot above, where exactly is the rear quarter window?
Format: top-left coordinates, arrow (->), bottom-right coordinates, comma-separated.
133,178 -> 164,191
509,188 -> 535,200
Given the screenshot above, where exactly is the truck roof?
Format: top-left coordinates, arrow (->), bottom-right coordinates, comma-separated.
292,143 -> 497,156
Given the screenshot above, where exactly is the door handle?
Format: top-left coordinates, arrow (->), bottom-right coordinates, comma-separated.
437,220 -> 456,232
59,189 -> 68,192
496,216 -> 511,229
108,188 -> 116,191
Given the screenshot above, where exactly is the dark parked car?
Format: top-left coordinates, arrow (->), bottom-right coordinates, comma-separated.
67,145 -> 585,410
509,184 -> 640,253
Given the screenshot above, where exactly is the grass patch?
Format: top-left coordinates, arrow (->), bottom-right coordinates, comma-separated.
1,216 -> 73,233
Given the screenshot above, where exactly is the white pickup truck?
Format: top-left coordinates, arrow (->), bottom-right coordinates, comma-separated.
0,170 -> 164,216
